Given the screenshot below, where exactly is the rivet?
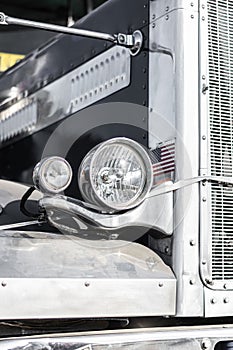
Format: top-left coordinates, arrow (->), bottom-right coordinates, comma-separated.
118,34 -> 125,43
211,298 -> 217,304
202,82 -> 208,92
85,282 -> 90,287
202,135 -> 206,140
152,14 -> 156,19
150,107 -> 153,112
190,2 -> 194,6
110,233 -> 119,240
202,260 -> 207,265
202,197 -> 207,202
143,20 -> 147,25
191,14 -> 194,19
190,279 -> 196,285
143,67 -> 147,73
166,6 -> 169,11
205,277 -> 213,285
1,281 -> 6,287
144,4 -> 147,8
202,4 -> 205,9
158,282 -> 163,287
223,283 -> 228,289
190,239 -> 196,246
202,75 -> 206,80
152,23 -> 156,28
202,16 -> 205,21
202,338 -> 211,349
165,15 -> 169,20
142,84 -> 146,90
165,246 -> 169,254
224,297 -> 229,304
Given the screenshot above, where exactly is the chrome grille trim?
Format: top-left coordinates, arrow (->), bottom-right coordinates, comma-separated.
208,0 -> 233,283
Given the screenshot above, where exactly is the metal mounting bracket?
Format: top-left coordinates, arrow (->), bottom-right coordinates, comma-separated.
0,12 -> 143,56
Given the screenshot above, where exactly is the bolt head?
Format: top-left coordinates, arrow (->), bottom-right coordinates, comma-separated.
205,277 -> 213,285
202,338 -> 211,349
119,35 -> 125,43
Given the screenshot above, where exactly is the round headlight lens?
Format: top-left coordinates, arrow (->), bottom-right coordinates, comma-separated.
33,157 -> 73,194
78,138 -> 153,211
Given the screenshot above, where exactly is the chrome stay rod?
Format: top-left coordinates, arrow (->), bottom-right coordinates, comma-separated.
0,12 -> 143,55
0,12 -> 116,43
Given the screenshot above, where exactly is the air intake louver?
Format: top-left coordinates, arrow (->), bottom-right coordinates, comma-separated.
208,0 -> 233,282
0,99 -> 37,142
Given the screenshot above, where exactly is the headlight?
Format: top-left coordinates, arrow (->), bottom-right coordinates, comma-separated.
78,138 -> 153,211
33,156 -> 73,194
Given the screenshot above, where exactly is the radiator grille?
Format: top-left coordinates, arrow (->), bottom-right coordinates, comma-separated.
208,0 -> 233,281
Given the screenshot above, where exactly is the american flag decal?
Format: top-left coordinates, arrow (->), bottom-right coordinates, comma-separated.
151,140 -> 175,185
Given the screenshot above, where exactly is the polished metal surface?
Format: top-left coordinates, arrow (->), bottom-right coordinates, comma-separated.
0,12 -> 143,54
42,175 -> 233,233
0,220 -> 41,230
78,137 -> 153,212
0,230 -> 176,318
69,46 -> 130,115
3,324 -> 233,349
0,46 -> 131,147
200,0 -> 233,290
0,98 -> 37,142
149,0 -> 202,317
0,12 -> 115,43
0,180 -> 41,208
199,0 -> 233,316
40,181 -> 173,235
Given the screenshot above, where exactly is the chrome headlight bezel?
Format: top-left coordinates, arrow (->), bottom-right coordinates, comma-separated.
33,156 -> 73,194
78,137 -> 153,211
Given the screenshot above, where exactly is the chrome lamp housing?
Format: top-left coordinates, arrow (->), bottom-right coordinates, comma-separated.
78,137 -> 153,212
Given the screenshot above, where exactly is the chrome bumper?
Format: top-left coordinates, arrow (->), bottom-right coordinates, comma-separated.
1,325 -> 233,349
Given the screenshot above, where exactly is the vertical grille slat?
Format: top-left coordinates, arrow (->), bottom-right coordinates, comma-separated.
208,0 -> 233,282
